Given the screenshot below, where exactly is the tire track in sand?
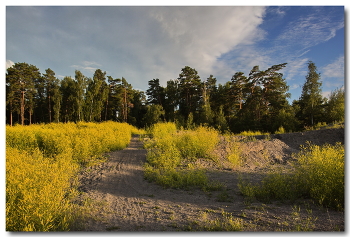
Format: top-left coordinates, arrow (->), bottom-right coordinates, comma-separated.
78,135 -> 217,231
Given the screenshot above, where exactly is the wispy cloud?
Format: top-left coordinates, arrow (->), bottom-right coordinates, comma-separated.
321,55 -> 344,79
275,8 -> 344,56
283,58 -> 309,82
289,83 -> 300,90
6,6 -> 343,101
70,61 -> 102,74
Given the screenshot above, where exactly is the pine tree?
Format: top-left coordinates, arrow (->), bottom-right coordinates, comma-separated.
74,70 -> 88,122
146,78 -> 165,106
198,78 -> 215,125
60,76 -> 76,122
164,79 -> 179,122
84,69 -> 109,122
177,66 -> 202,120
6,62 -> 40,125
298,61 -> 324,126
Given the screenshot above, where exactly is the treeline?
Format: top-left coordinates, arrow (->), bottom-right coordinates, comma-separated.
6,61 -> 344,133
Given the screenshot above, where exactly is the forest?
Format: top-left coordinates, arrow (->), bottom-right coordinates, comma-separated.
6,61 -> 344,133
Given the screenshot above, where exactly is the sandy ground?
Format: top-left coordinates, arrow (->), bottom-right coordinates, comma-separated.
75,128 -> 344,231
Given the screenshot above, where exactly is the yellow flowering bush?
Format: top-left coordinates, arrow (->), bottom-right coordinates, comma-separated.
6,121 -> 137,231
238,142 -> 344,210
144,123 -> 221,190
294,142 -> 344,210
6,147 -> 78,231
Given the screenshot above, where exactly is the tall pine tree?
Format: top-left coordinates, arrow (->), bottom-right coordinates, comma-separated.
298,61 -> 324,127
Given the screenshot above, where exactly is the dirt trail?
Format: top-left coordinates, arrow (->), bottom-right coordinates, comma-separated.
76,131 -> 344,231
78,135 -> 233,231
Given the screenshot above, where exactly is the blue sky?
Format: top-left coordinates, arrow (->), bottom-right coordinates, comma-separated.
6,4 -> 345,102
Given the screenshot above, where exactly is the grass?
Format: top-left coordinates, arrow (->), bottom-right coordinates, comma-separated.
6,121 -> 139,231
216,190 -> 233,202
184,210 -> 244,231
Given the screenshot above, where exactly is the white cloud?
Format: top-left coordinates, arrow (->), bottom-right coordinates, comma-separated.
213,45 -> 272,82
276,10 -> 344,54
142,6 -> 266,82
45,6 -> 266,87
6,60 -> 14,69
6,6 -> 343,99
321,56 -> 344,78
70,61 -> 103,74
82,61 -> 102,67
289,83 -> 300,90
283,58 -> 309,81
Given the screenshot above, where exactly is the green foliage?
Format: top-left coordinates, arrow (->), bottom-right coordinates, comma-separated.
238,142 -> 344,210
185,211 -> 244,231
176,126 -> 219,161
6,62 -> 41,125
144,166 -> 208,189
273,108 -> 300,132
201,216 -> 244,231
298,61 -> 324,126
144,104 -> 165,127
238,130 -> 269,136
325,87 -> 344,123
144,123 -> 221,190
294,142 -> 344,210
7,61 -> 343,134
275,126 -> 285,134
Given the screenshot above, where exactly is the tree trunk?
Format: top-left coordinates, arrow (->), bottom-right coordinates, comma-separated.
105,97 -> 109,121
10,110 -> 13,126
21,90 -> 25,125
48,94 -> 52,123
29,109 -> 32,125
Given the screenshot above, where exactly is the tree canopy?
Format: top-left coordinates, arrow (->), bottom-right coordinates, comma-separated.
6,61 -> 344,132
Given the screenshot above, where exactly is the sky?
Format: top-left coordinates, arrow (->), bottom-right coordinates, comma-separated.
5,4 -> 345,102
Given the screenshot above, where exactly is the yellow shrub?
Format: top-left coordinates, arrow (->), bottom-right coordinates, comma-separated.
294,142 -> 344,209
6,121 -> 139,231
145,123 -> 220,189
175,126 -> 219,160
238,130 -> 269,136
149,122 -> 177,139
6,147 -> 78,231
238,142 -> 344,210
6,125 -> 39,151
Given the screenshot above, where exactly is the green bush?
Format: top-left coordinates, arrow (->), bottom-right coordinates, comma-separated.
175,126 -> 219,161
144,123 -> 221,190
294,142 -> 344,210
238,142 -> 344,210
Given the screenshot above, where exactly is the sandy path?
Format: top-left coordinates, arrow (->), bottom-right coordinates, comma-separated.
77,132 -> 344,231
78,135 -> 234,231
